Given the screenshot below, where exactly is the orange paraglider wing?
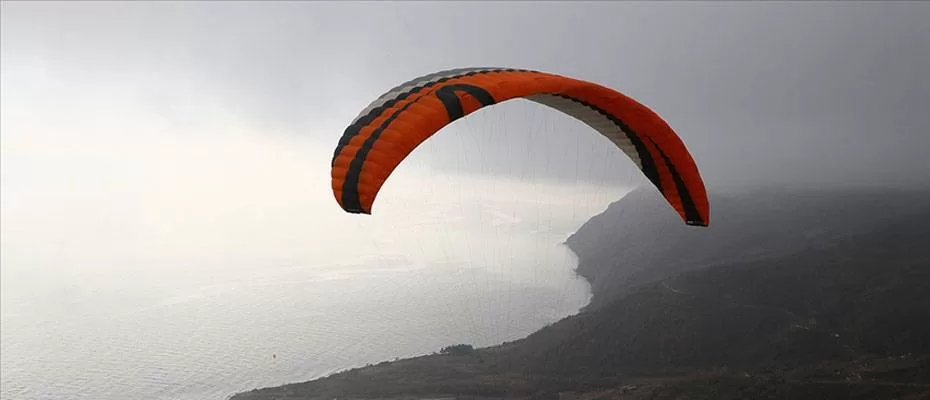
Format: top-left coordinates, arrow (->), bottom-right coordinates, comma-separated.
331,67 -> 709,227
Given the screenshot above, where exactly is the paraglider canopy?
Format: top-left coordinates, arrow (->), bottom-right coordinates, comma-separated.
331,67 -> 710,227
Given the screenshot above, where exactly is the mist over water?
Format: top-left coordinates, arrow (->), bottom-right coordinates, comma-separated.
1,159 -> 627,399
0,233 -> 593,400
0,70 -> 631,398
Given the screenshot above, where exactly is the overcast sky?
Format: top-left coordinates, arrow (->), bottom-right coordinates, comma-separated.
2,1 -> 930,277
4,1 -> 929,192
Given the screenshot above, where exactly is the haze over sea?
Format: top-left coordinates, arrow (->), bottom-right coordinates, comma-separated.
2,7 -> 633,397
1,122 -> 629,399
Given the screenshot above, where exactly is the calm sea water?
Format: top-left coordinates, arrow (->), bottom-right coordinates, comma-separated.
2,247 -> 589,400
0,178 -> 618,400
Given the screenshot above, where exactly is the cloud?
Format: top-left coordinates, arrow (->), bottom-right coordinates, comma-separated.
5,2 -> 928,190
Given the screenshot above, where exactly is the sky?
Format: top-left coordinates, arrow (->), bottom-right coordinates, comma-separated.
2,1 -> 929,278
4,2 -> 929,190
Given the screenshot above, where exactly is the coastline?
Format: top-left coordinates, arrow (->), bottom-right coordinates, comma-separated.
226,228 -> 603,400
230,188 -> 930,400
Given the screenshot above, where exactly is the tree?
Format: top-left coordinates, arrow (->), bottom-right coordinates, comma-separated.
440,344 -> 475,356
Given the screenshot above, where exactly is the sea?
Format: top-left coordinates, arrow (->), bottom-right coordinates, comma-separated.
1,170 -> 626,400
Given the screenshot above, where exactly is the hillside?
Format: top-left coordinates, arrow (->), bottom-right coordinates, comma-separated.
567,186 -> 930,308
513,209 -> 930,376
232,188 -> 930,400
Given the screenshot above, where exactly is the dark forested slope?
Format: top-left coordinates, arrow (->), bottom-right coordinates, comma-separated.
567,186 -> 929,308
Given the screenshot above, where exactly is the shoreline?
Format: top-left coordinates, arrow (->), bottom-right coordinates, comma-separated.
226,230 -> 602,400
223,228 -> 601,400
229,187 -> 930,400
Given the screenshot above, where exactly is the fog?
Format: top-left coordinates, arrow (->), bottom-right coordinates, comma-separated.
5,2 -> 929,192
0,64 -> 622,397
5,0 -> 929,310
